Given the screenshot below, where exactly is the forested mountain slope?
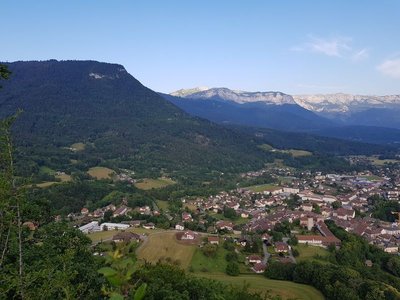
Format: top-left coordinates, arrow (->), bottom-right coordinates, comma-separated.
0,60 -> 272,178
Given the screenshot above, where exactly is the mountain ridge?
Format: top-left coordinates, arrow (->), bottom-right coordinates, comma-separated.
171,87 -> 296,105
169,87 -> 400,131
293,93 -> 400,113
172,87 -> 400,112
162,92 -> 335,132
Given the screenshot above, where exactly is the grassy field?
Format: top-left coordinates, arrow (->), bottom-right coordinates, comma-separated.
277,176 -> 295,184
369,156 -> 399,166
195,273 -> 324,300
245,184 -> 278,193
36,166 -> 72,188
364,175 -> 383,181
35,172 -> 72,188
155,200 -> 169,210
258,144 -> 274,151
136,232 -> 197,269
88,167 -> 115,179
36,182 -> 56,188
190,246 -> 229,273
135,178 -> 176,190
294,244 -> 329,262
286,149 -> 312,157
70,142 -> 86,151
259,144 -> 312,158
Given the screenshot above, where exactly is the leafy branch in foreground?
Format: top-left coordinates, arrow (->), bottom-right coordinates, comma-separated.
98,243 -> 146,300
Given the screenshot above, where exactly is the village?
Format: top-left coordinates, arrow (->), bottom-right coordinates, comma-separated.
71,160 -> 400,275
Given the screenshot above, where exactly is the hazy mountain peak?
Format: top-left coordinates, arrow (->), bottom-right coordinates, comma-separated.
170,86 -> 210,97
171,87 -> 296,105
293,93 -> 400,113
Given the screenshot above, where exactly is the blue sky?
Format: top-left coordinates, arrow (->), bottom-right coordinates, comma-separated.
1,0 -> 400,94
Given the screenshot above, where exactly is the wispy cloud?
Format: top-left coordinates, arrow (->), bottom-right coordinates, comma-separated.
292,35 -> 368,61
377,58 -> 400,79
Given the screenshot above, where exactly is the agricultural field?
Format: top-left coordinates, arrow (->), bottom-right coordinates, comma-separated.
258,144 -> 274,151
87,167 -> 115,179
195,273 -> 324,300
367,156 -> 399,166
286,149 -> 312,157
190,246 -> 229,273
259,144 -> 312,158
294,244 -> 329,263
135,177 -> 176,190
136,231 -> 197,269
245,184 -> 278,193
70,142 -> 86,151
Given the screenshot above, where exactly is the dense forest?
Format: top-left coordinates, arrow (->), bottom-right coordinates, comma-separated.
230,125 -> 398,157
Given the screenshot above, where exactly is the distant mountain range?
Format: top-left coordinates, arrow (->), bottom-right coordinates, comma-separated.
293,93 -> 400,113
173,88 -> 400,113
161,92 -> 334,132
294,93 -> 400,129
163,87 -> 400,145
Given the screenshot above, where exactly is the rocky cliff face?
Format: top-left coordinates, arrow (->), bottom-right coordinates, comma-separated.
171,87 -> 296,105
171,86 -> 210,97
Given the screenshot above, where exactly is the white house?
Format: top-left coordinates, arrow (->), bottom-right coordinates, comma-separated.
181,230 -> 196,240
175,223 -> 185,231
384,245 -> 399,253
143,223 -> 156,230
101,223 -> 130,231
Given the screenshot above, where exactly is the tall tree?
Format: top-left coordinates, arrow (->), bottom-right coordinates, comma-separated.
0,64 -> 26,298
